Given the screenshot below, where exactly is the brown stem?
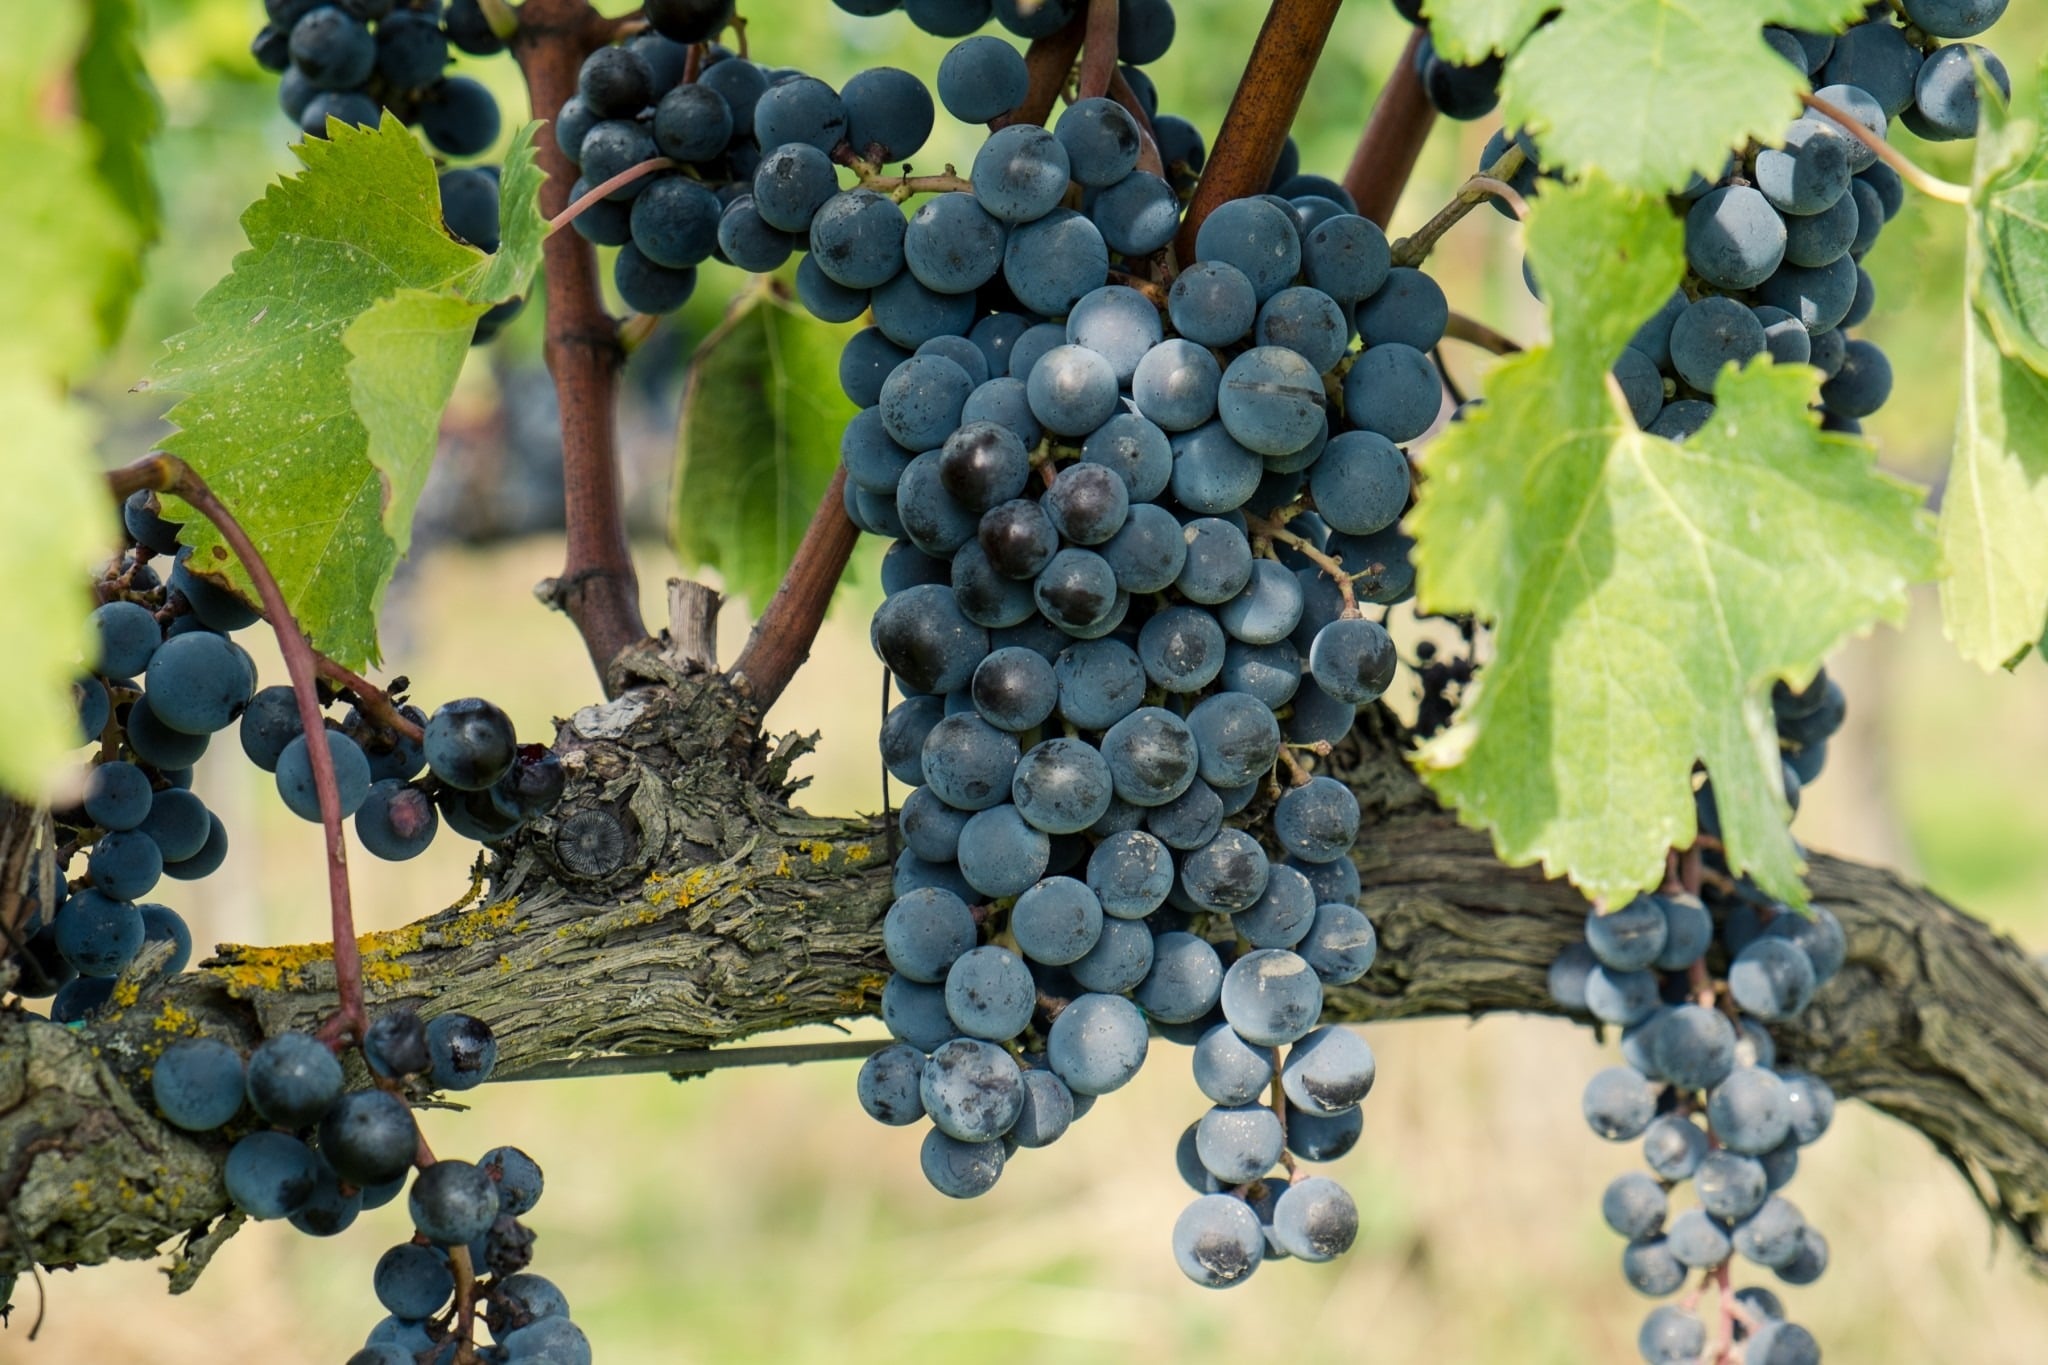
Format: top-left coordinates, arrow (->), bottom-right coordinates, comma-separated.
1390,143 -> 1528,268
1802,92 -> 1970,205
1003,12 -> 1090,129
107,455 -> 364,1042
1078,0 -> 1120,101
1442,311 -> 1523,356
312,657 -> 425,743
727,466 -> 861,708
513,0 -> 651,692
546,157 -> 679,234
1344,27 -> 1437,228
1173,0 -> 1346,260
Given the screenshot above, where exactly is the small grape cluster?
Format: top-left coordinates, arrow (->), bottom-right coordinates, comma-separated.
1563,5 -> 2008,445
1551,671 -> 1852,1364
804,16 -> 1462,1284
247,1 -> 519,341
148,1008 -> 585,1365
7,490 -> 560,1021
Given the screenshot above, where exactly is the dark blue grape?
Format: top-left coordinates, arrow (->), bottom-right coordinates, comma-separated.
1194,197 -> 1299,303
944,944 -> 1035,1040
54,888 -> 143,978
1341,343 -> 1441,442
162,813 -> 230,881
246,1030 -> 344,1127
937,35 -> 1028,123
225,1130 -> 320,1219
356,779 -> 439,861
755,75 -> 848,156
92,601 -> 161,680
427,1012 -> 498,1090
971,123 -> 1071,223
88,829 -> 161,901
375,1242 -> 454,1321
1003,210 -> 1109,317
424,698 -> 516,791
856,1043 -> 928,1126
275,730 -> 373,821
84,760 -> 153,831
152,1037 -> 245,1131
419,76 -> 501,158
409,1159 -> 500,1246
1045,990 -> 1148,1093
145,631 -> 251,735
885,887 -> 978,983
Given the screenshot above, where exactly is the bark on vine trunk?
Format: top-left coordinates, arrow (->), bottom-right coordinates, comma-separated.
5,667 -> 2046,1287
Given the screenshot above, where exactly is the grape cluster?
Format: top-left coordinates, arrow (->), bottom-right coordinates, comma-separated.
809,16 -> 1456,1284
248,1 -> 519,341
1515,6 -> 2009,445
148,1009 -> 585,1365
8,490 -> 559,1021
1552,670 -> 1849,1363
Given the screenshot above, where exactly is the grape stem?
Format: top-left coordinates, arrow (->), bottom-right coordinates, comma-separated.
314,657 -> 425,743
1801,92 -> 1971,205
1247,513 -> 1360,617
1443,311 -> 1523,356
1712,1260 -> 1736,1363
1077,0 -> 1120,101
1343,27 -> 1438,229
513,0 -> 653,691
106,454 -> 366,1045
728,466 -> 861,709
1390,143 -> 1529,269
999,13 -> 1089,130
1172,0 -> 1346,258
856,167 -> 976,202
545,157 -> 680,235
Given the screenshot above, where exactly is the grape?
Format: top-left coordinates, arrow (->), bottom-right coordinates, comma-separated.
1012,738 -> 1114,835
753,141 -> 839,232
1008,1068 -> 1076,1147
1068,286 -> 1162,385
244,1031 -> 344,1128
716,195 -> 796,272
1218,560 -> 1304,646
145,632 -> 251,735
54,887 -> 144,977
628,176 -> 721,273
1195,197 -> 1300,303
1173,1194 -> 1264,1288
841,410 -> 914,497
1775,1226 -> 1829,1285
993,0 -> 1079,39
1778,1069 -> 1836,1145
1807,84 -> 1888,175
410,1159 -> 500,1247
943,944 -> 1035,1039
1217,347 -> 1326,458
920,1128 -> 1005,1197
137,903 -> 192,975
1135,605 -> 1224,693
1696,1149 -> 1769,1221
1102,503 -> 1190,593
1092,171 -> 1181,256
438,167 -> 501,256
1901,0 -> 2007,38
1168,421 -> 1264,514
1583,1065 -> 1659,1139
1622,1237 -> 1687,1296
898,451 -> 980,555
1055,97 -> 1141,187
169,558 -> 259,631
897,789 -> 967,867
961,375 -> 1041,448
646,0 -> 734,41
1281,1025 -> 1375,1116
92,600 -> 161,679
1236,864 -> 1316,950
1050,637 -> 1145,730
225,1130 -> 321,1219
84,760 -> 153,831
1746,1321 -> 1823,1365
1303,214 -> 1392,306
500,1318 -> 592,1365
1341,342 -> 1441,442
1193,1023 -> 1278,1106
85,829 -> 158,902
1586,895 -> 1669,972
290,6 -> 375,90
1146,780 -> 1223,851
1612,346 -> 1665,426
1819,20 -> 1923,117
1010,876 -> 1104,964
1308,618 -> 1397,705
418,76 -> 501,157
972,499 -> 1056,584
972,123 -> 1072,223
1752,305 -> 1812,367
1032,548 -> 1121,632
1354,267 -> 1448,351
1638,1307 -> 1708,1365
1176,517 -> 1254,604
1602,1170 -> 1667,1239
922,715 -> 1022,812
1069,916 -> 1156,993
1220,639 -> 1301,709
1003,209 -> 1109,316
427,1012 -> 498,1090
1820,338 -> 1892,418
884,887 -> 978,983
1195,1103 -> 1285,1183
374,1243 -> 455,1322
857,1043 -> 928,1126
1780,188 -> 1858,270
1130,339 -> 1220,433
578,44 -> 653,120
50,976 -> 116,1021
937,35 -> 1028,122
163,813 -> 230,881
1707,1067 -> 1792,1154
1729,938 -> 1817,1020
902,193 -> 1006,296
1648,398 -> 1715,441
420,698 -> 514,792
1045,991 -> 1148,1094
1169,261 -> 1258,346
1641,1114 -> 1709,1182
1585,964 -> 1662,1025
872,583 -> 990,694
1686,185 -> 1787,291
124,489 -> 183,554
1298,903 -> 1377,984
152,1037 -> 246,1132
1086,828 -> 1173,918
881,974 -> 957,1052
1046,463 -> 1131,545
970,646 -> 1057,731
1134,931 -> 1223,1022
1024,344 -> 1117,438
1665,1208 -> 1732,1268
1651,1003 -> 1737,1091
1307,430 -> 1408,536
1220,949 -> 1322,1047
1670,295 -> 1767,393
652,83 -> 733,162
361,1009 -> 430,1082
1186,691 -> 1281,788
919,1037 -> 1026,1142
276,729 -> 373,821
842,65 -> 933,162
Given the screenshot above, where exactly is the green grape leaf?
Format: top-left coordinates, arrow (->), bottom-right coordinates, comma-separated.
153,116 -> 547,669
672,284 -> 860,611
77,0 -> 163,345
1497,0 -> 1864,193
1409,177 -> 1935,907
0,383 -> 117,797
1940,69 -> 2048,670
1420,0 -> 1551,64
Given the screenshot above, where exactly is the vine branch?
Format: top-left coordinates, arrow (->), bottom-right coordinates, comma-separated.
1173,0 -> 1345,259
728,467 -> 861,709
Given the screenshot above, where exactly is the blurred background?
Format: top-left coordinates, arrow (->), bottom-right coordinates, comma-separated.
21,1 -> 2048,1361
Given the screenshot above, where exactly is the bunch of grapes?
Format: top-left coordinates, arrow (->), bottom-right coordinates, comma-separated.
248,1 -> 520,340
148,1005 -> 587,1365
12,490 -> 560,1019
758,1 -> 1463,1281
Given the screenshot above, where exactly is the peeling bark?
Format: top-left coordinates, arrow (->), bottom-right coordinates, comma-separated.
5,676 -> 2046,1287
